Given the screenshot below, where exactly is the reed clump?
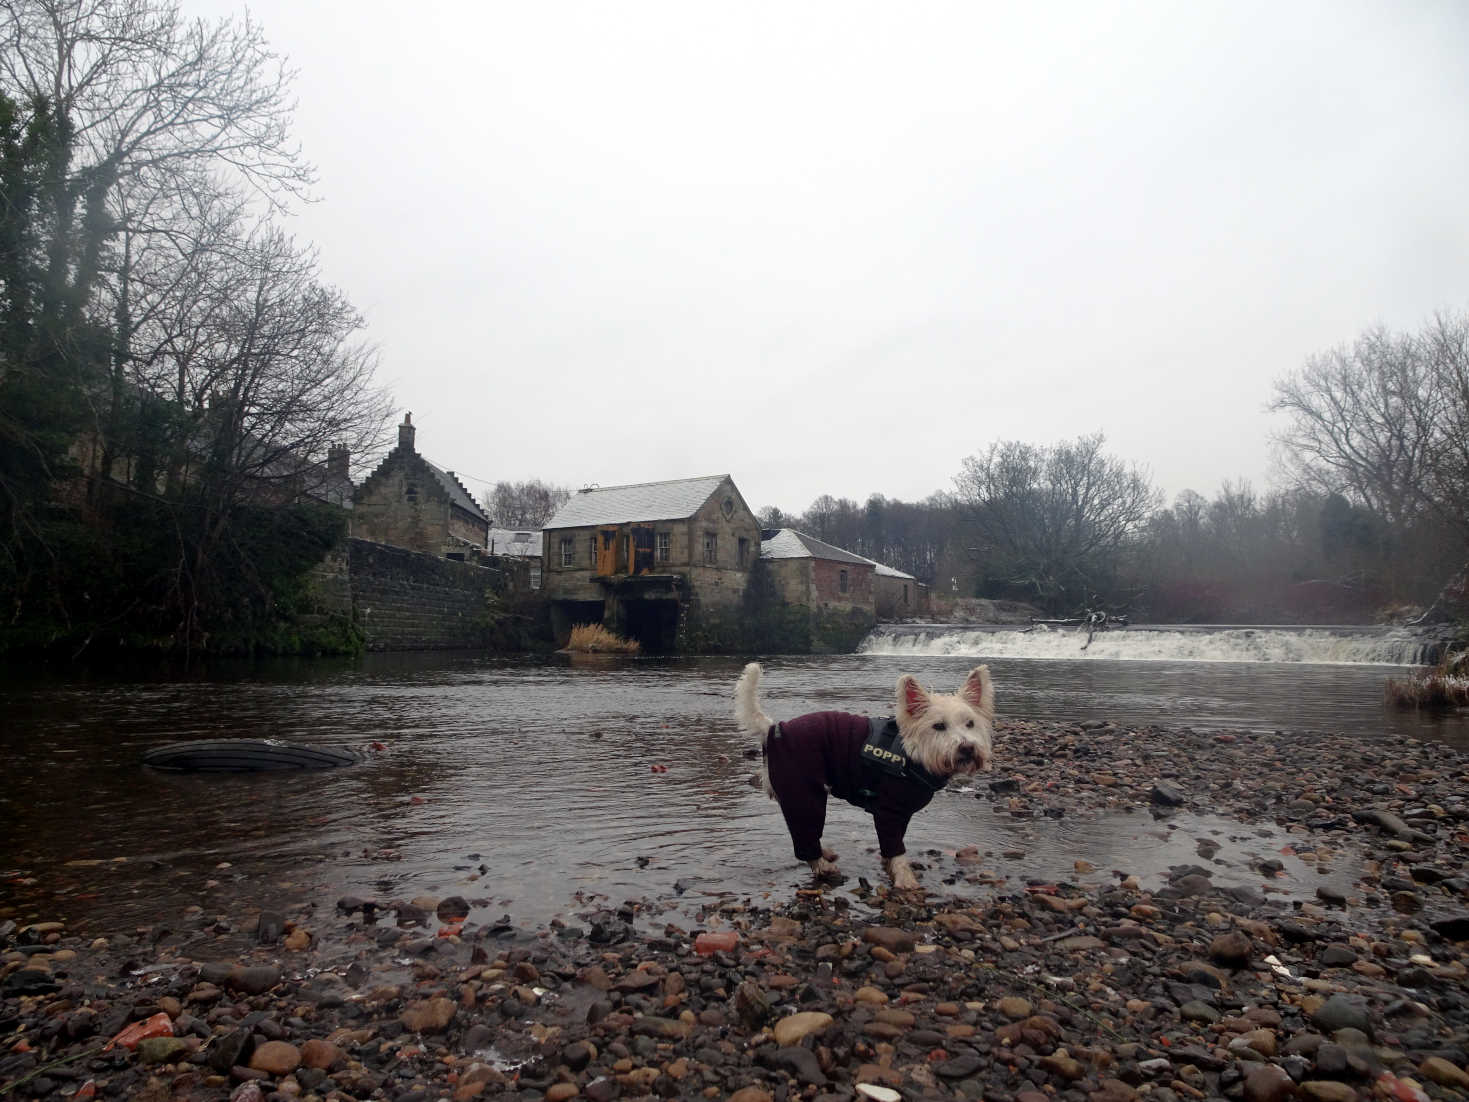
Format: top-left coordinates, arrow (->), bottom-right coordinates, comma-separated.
1386,650 -> 1469,710
565,623 -> 641,654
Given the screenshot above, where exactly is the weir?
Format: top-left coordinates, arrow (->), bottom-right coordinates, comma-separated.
858,623 -> 1445,665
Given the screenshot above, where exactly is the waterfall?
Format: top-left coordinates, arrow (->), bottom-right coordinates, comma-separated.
857,623 -> 1443,665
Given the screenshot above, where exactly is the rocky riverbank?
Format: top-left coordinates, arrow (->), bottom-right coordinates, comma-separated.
5,719 -> 1469,1101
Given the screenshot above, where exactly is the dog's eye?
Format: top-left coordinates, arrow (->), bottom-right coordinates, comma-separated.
966,719 -> 974,728
933,721 -> 946,731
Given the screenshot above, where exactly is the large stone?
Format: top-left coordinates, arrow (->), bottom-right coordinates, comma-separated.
773,1011 -> 833,1046
1243,1064 -> 1295,1102
248,1040 -> 301,1077
1311,995 -> 1373,1039
227,965 -> 281,996
136,1037 -> 189,1064
400,997 -> 457,1033
1209,930 -> 1253,967
206,1026 -> 254,1073
862,926 -> 916,953
299,1039 -> 346,1071
1419,1058 -> 1469,1090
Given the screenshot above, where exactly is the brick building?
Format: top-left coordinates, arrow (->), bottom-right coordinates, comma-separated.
352,413 -> 490,559
540,474 -> 760,649
759,528 -> 877,614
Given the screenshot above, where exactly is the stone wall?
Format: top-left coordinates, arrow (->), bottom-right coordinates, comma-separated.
311,537 -> 511,651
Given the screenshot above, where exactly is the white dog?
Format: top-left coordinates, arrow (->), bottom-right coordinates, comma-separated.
735,663 -> 995,890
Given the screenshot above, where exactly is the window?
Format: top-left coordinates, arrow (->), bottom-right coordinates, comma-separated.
902,583 -> 909,605
559,538 -> 574,567
589,536 -> 597,567
703,532 -> 717,565
839,569 -> 849,593
530,565 -> 542,589
737,538 -> 749,568
657,531 -> 671,563
404,482 -> 418,503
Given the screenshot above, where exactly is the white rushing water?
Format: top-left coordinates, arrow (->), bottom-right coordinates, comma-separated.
858,623 -> 1438,665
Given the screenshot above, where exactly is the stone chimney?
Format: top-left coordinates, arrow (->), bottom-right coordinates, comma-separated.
398,412 -> 415,452
327,443 -> 349,481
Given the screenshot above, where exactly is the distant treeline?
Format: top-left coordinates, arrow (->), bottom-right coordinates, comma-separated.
756,303 -> 1469,626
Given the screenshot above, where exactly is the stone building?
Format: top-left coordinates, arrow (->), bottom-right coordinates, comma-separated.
540,474 -> 760,650
759,528 -> 876,613
352,413 -> 490,560
487,527 -> 543,589
868,559 -> 929,619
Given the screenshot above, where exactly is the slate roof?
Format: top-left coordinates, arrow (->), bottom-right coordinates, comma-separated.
866,558 -> 915,580
758,529 -> 873,567
425,461 -> 488,523
544,475 -> 729,529
487,528 -> 543,557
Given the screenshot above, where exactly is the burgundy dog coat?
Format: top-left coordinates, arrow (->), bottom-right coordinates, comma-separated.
764,710 -> 948,862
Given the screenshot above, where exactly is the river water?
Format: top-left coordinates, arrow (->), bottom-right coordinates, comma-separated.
2,625 -> 1465,940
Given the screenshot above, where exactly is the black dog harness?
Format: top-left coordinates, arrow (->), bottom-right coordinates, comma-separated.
853,717 -> 948,810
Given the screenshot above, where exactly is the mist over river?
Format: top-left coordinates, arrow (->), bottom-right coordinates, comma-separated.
2,628 -> 1464,939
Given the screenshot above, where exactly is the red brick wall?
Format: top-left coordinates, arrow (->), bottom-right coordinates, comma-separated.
811,559 -> 874,609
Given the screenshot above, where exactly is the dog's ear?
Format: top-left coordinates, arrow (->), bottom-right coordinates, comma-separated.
959,665 -> 995,720
896,675 -> 931,724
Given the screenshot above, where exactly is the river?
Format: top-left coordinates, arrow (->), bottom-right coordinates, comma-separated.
2,625 -> 1464,940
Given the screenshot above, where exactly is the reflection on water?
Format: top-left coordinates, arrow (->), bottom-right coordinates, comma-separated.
1,651 -> 1463,935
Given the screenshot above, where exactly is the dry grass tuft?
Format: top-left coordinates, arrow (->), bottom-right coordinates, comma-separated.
566,622 -> 640,654
1386,650 -> 1469,710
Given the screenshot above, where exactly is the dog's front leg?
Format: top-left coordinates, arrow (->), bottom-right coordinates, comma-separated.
884,854 -> 921,892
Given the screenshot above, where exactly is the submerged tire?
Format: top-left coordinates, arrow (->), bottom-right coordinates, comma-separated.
142,739 -> 364,772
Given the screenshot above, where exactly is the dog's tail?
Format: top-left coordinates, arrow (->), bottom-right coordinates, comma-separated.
734,662 -> 775,739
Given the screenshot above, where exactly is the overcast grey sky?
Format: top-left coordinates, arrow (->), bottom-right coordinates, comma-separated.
204,0 -> 1469,517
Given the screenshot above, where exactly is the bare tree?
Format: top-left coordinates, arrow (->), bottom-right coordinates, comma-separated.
954,433 -> 1160,609
481,479 -> 570,528
1270,325 -> 1437,530
1421,311 -> 1469,538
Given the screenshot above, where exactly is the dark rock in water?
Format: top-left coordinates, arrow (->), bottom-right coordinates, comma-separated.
1225,885 -> 1265,906
1169,874 -> 1214,897
1430,915 -> 1469,941
2,970 -> 59,996
1277,921 -> 1320,944
1151,782 -> 1186,807
228,965 -> 281,995
756,1045 -> 827,1085
208,1025 -> 255,1073
1410,866 -> 1450,884
1314,1042 -> 1349,1078
256,911 -> 284,945
1319,944 -> 1357,967
561,1040 -> 595,1072
435,895 -> 470,922
588,919 -> 630,944
989,778 -> 1020,794
936,1049 -> 985,1078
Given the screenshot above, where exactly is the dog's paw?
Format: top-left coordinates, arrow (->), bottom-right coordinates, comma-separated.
886,855 -> 922,893
809,856 -> 844,884
821,847 -> 839,862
